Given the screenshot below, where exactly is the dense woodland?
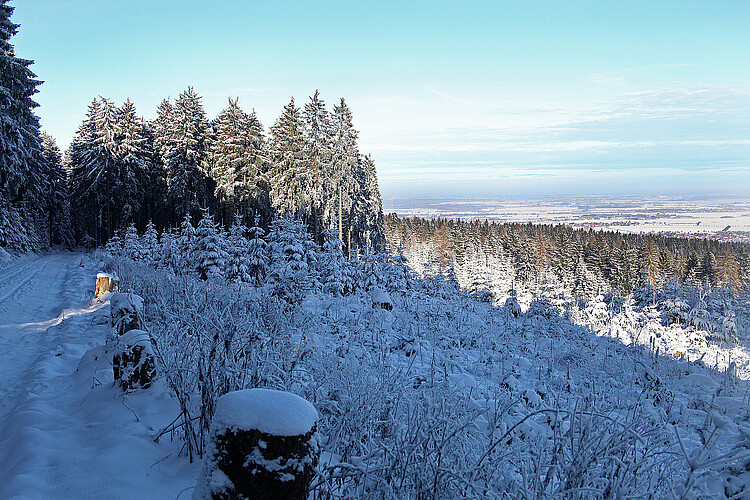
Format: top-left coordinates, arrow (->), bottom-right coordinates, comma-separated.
64,89 -> 384,254
0,1 -> 383,254
385,215 -> 750,300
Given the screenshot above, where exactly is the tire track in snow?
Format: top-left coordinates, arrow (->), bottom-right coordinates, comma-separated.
0,258 -> 49,306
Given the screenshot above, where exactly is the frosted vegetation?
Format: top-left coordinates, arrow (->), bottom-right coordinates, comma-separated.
98,214 -> 750,498
4,0 -> 750,495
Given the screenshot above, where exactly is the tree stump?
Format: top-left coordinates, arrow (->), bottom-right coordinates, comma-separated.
108,293 -> 150,389
109,293 -> 144,339
193,389 -> 319,500
95,272 -> 119,299
370,287 -> 393,311
112,329 -> 156,391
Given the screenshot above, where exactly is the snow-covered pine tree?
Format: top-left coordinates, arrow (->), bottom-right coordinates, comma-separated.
164,87 -> 213,226
145,99 -> 171,230
151,98 -> 173,160
104,234 -> 122,257
175,214 -> 197,274
139,220 -> 159,265
41,132 -> 74,247
357,154 -> 385,252
319,227 -> 353,296
195,209 -> 228,280
0,0 -> 48,251
330,98 -> 359,253
303,90 -> 333,243
266,218 -> 317,302
122,223 -> 141,261
114,99 -> 151,229
68,98 -> 104,244
246,218 -> 268,286
156,230 -> 175,270
268,98 -> 309,220
225,215 -> 251,283
208,98 -> 269,227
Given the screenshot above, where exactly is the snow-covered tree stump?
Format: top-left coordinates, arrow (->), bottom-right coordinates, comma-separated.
109,293 -> 144,338
370,287 -> 393,311
95,272 -> 119,299
112,329 -> 156,391
108,293 -> 152,390
193,389 -> 319,500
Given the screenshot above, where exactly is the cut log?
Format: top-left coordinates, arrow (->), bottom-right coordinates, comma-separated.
95,272 -> 120,299
193,389 -> 319,500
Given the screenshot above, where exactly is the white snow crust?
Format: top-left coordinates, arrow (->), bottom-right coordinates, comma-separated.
213,388 -> 317,436
370,287 -> 392,305
110,292 -> 144,314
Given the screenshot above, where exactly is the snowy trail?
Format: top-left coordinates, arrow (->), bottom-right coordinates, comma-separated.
0,254 -> 72,417
0,253 -> 197,499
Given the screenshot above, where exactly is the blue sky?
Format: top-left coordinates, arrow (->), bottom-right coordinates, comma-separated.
11,0 -> 750,198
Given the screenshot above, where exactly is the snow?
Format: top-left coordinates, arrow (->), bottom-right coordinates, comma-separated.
116,329 -> 153,352
2,245 -> 749,498
212,388 -> 317,437
369,287 -> 392,305
109,292 -> 143,316
0,254 -> 198,499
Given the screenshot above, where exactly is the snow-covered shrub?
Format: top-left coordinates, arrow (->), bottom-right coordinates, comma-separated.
266,218 -> 318,303
100,223 -> 750,499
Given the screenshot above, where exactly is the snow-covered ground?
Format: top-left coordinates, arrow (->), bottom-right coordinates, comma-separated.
0,254 -> 197,500
2,251 -> 750,498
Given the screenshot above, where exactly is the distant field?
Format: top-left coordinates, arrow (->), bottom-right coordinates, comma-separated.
385,196 -> 750,243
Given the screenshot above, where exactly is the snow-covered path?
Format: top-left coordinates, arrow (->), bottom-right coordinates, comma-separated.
0,254 -> 198,499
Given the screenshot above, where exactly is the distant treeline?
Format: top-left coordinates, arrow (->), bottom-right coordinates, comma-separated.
384,214 -> 750,297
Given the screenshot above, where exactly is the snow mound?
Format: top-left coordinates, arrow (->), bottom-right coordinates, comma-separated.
110,292 -> 143,314
213,389 -> 318,437
681,373 -> 720,391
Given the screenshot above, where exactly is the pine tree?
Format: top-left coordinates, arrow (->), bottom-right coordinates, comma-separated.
156,230 -> 175,270
224,215 -> 251,283
122,223 -> 141,261
246,218 -> 268,286
357,154 -> 385,252
0,0 -> 48,251
268,98 -> 308,219
139,220 -> 159,265
303,90 -> 332,243
164,86 -> 213,225
175,214 -> 197,274
330,98 -> 359,252
68,98 -> 105,244
320,227 -> 353,296
266,218 -> 316,302
115,99 -> 151,227
151,98 -> 173,160
41,132 -> 73,247
195,209 -> 228,280
208,98 -> 268,226
104,234 -> 122,257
